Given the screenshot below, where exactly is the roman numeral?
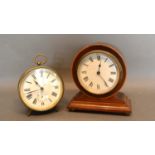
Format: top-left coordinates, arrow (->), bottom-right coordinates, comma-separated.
89,82 -> 93,87
51,79 -> 56,83
104,58 -> 108,62
26,81 -> 32,84
41,101 -> 44,106
97,84 -> 100,89
54,86 -> 59,89
33,99 -> 37,104
47,73 -> 50,79
111,71 -> 116,75
82,71 -> 87,74
32,74 -> 36,79
104,81 -> 108,87
83,63 -> 88,67
97,55 -> 101,61
40,70 -> 43,77
26,94 -> 32,100
109,78 -> 114,83
109,64 -> 114,68
89,57 -> 93,62
83,76 -> 88,82
48,98 -> 52,102
24,88 -> 30,92
52,92 -> 57,97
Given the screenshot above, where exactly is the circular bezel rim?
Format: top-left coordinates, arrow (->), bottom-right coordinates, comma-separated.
72,43 -> 127,98
18,66 -> 64,112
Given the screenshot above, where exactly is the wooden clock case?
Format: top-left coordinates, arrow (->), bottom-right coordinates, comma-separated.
68,43 -> 132,115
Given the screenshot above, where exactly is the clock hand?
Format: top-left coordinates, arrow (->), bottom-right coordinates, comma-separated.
96,60 -> 109,87
97,60 -> 102,75
99,75 -> 108,87
99,59 -> 102,67
34,80 -> 40,87
97,68 -> 108,87
26,89 -> 40,94
34,80 -> 43,89
33,80 -> 45,95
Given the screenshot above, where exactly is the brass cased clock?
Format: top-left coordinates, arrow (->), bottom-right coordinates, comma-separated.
18,54 -> 64,113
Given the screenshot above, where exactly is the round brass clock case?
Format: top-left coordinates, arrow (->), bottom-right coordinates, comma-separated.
72,43 -> 126,98
18,55 -> 64,112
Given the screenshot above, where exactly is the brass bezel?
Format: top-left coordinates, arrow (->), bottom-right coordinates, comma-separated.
18,65 -> 64,112
77,50 -> 122,95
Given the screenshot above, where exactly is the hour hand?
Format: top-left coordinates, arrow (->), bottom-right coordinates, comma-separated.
34,80 -> 41,88
97,61 -> 102,74
34,80 -> 39,85
34,80 -> 44,92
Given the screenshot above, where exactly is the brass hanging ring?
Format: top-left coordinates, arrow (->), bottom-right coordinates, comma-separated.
34,54 -> 48,66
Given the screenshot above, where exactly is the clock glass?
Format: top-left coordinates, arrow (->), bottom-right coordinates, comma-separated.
19,67 -> 63,112
77,50 -> 121,95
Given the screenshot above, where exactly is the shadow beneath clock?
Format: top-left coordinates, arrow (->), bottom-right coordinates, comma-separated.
22,95 -> 69,117
24,107 -> 59,117
68,109 -> 131,116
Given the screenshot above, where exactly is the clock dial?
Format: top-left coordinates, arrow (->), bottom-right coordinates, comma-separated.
77,50 -> 120,95
19,67 -> 63,111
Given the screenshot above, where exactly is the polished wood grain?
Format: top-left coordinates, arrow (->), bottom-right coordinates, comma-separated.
68,91 -> 132,115
72,43 -> 127,98
69,43 -> 132,115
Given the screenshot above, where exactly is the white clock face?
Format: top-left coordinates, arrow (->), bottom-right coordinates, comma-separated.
19,67 -> 63,111
77,50 -> 120,95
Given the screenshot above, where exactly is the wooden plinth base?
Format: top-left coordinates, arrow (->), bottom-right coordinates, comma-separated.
68,92 -> 132,115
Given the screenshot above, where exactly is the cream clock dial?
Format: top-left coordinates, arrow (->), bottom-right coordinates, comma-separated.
18,55 -> 64,112
77,50 -> 120,95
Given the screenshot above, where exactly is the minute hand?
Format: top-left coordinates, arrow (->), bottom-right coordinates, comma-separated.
99,75 -> 108,87
26,89 -> 40,94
